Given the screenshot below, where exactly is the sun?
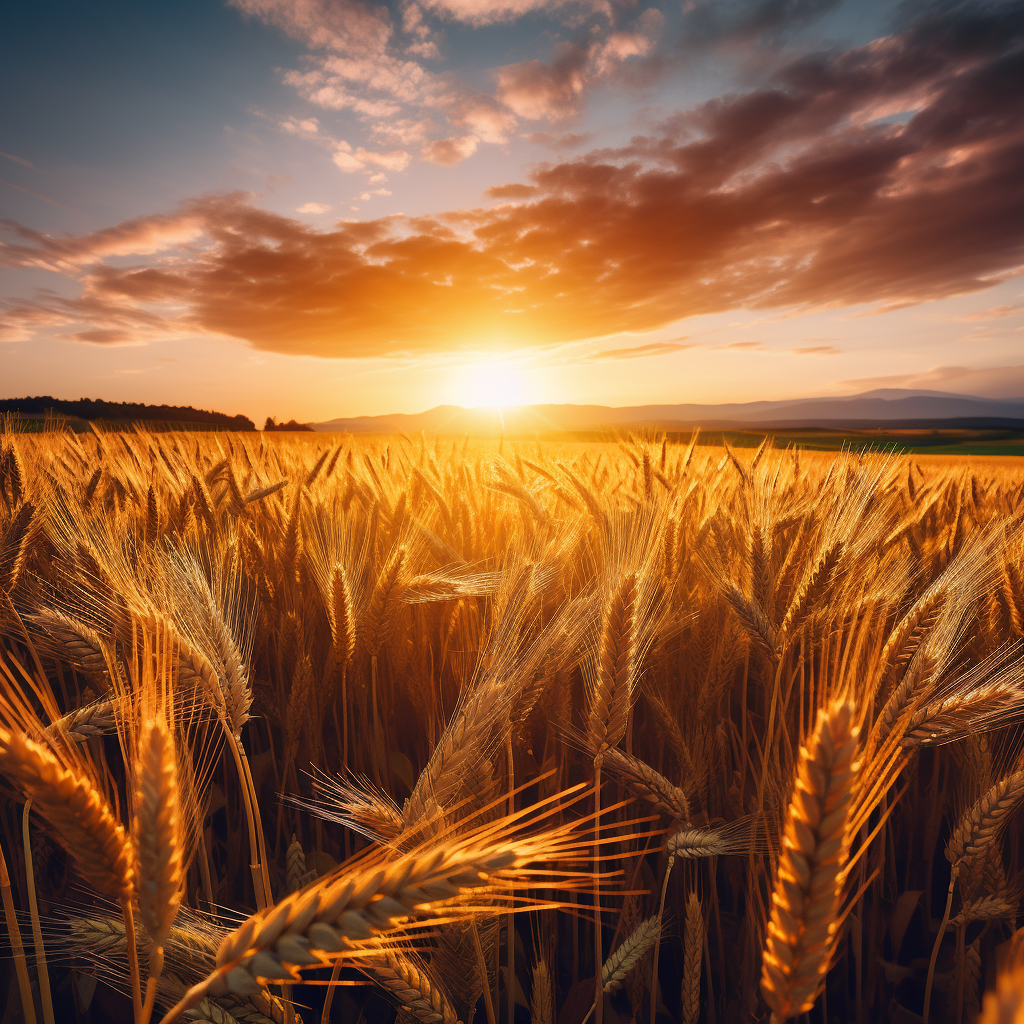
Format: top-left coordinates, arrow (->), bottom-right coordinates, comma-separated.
459,362 -> 529,408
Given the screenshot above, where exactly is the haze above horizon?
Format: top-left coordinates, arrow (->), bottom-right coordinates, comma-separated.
2,0 -> 1023,425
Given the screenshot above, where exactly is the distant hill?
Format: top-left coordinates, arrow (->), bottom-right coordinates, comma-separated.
313,388 -> 1024,434
1,396 -> 256,431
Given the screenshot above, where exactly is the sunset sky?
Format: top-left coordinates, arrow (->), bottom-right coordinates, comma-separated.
2,0 -> 1023,423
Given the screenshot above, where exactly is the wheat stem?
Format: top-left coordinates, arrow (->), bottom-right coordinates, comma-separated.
923,867 -> 958,1024
23,802 -> 55,1024
649,854 -> 675,1024
123,897 -> 144,1024
0,836 -> 36,1024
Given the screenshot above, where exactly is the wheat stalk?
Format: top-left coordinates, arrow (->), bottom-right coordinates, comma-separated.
157,832 -> 571,1024
682,893 -> 703,1024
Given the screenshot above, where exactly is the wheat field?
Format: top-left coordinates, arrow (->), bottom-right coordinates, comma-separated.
1,427 -> 1024,1024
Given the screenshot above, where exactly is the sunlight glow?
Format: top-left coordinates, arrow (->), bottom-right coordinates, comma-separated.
459,362 -> 530,408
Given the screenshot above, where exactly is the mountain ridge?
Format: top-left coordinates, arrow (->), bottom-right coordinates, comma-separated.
313,389 -> 1024,434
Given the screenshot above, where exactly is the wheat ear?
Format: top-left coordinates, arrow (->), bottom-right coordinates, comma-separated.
0,724 -> 134,900
329,564 -> 356,663
603,915 -> 660,994
531,957 -> 553,1024
135,714 -> 185,1024
364,952 -> 463,1024
682,893 -> 703,1024
579,913 -> 660,1024
946,769 -> 1024,889
51,699 -> 118,741
589,574 -> 638,754
599,745 -> 690,822
760,701 -> 861,1023
919,767 -> 1024,1022
158,840 -> 538,1023
362,546 -> 407,657
286,835 -> 307,893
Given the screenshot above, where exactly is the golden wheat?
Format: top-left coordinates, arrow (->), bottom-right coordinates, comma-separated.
2,427 -> 1024,1024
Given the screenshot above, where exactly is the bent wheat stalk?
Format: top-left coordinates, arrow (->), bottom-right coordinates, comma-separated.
157,830 -> 576,1024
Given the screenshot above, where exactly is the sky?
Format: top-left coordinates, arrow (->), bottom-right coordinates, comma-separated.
1,0 -> 1023,424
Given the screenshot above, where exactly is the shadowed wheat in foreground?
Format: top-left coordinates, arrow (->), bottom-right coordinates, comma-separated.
1,427 -> 1024,1023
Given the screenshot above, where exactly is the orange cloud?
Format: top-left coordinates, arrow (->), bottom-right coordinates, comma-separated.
3,5 -> 1023,359
484,183 -> 540,199
423,136 -> 479,166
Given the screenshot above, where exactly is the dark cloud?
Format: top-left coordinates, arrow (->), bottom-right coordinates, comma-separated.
67,329 -> 139,346
680,0 -> 844,44
525,131 -> 595,148
2,2 -> 1023,358
792,345 -> 841,354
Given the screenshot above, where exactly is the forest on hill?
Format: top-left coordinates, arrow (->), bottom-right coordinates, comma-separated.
0,396 -> 256,431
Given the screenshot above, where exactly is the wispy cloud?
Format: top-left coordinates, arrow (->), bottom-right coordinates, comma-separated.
1,152 -> 34,169
952,304 -> 1024,322
232,0 -> 665,174
588,340 -> 694,360
0,177 -> 79,213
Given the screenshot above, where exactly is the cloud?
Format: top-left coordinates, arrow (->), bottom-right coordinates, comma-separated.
1,152 -> 34,169
792,345 -> 841,355
485,183 -> 541,199
589,340 -> 695,360
719,342 -> 767,351
423,136 -> 479,166
496,15 -> 660,121
297,202 -> 332,214
418,0 -> 607,28
680,0 -> 844,44
525,131 -> 594,148
66,329 -> 143,346
952,304 -> 1024,321
445,94 -> 519,144
332,144 -> 411,172
228,0 -> 392,57
4,3 -> 1024,359
0,177 -> 79,213
237,0 -> 660,170
496,47 -> 589,121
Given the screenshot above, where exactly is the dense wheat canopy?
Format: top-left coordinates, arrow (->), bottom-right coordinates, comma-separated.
2,427 -> 1024,1023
